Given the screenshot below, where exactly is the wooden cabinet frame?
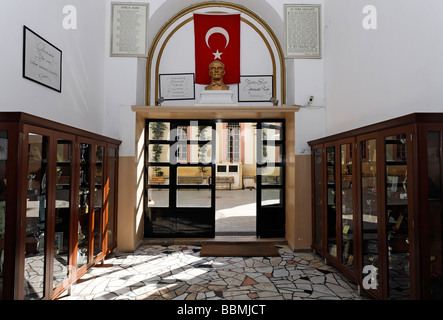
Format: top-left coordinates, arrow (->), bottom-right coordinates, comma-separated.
309,113 -> 443,300
0,112 -> 120,300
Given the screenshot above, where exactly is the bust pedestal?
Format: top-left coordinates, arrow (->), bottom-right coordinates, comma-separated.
197,90 -> 238,106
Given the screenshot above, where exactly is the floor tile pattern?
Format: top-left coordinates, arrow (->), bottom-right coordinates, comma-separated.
59,244 -> 369,300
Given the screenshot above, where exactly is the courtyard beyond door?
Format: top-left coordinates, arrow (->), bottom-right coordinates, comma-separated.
215,189 -> 256,235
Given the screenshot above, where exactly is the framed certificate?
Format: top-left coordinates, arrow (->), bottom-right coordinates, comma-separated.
284,4 -> 321,59
23,26 -> 62,92
110,2 -> 149,57
159,73 -> 195,100
238,75 -> 273,102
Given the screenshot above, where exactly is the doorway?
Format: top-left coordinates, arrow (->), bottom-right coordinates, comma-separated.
215,122 -> 257,236
144,119 -> 285,238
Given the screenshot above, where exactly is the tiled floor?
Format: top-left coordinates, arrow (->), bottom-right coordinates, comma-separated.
58,243 -> 369,301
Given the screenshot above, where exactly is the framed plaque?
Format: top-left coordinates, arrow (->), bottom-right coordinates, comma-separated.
110,2 -> 149,57
238,75 -> 273,102
159,73 -> 195,100
23,26 -> 62,92
284,4 -> 321,59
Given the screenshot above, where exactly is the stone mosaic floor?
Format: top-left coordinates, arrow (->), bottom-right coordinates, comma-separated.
58,244 -> 370,301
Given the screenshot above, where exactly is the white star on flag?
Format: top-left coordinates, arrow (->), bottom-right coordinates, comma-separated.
212,49 -> 223,60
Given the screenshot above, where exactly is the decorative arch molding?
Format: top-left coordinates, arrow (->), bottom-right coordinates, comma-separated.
146,1 -> 286,106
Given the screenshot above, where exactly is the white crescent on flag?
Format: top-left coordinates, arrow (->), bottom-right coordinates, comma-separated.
205,27 -> 230,49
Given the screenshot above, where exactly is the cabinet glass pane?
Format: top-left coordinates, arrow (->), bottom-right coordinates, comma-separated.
78,143 -> 91,269
93,146 -> 104,257
177,189 -> 211,207
327,147 -> 337,257
427,131 -> 443,299
24,133 -> 49,300
0,130 -> 7,298
360,139 -> 379,286
53,139 -> 72,290
340,143 -> 354,270
314,148 -> 323,248
385,134 -> 410,299
107,148 -> 117,247
177,167 -> 211,185
149,122 -> 170,140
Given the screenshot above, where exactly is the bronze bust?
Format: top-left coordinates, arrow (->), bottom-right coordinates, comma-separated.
205,60 -> 229,90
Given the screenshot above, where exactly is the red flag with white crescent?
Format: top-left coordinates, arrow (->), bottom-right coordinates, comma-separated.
194,13 -> 240,85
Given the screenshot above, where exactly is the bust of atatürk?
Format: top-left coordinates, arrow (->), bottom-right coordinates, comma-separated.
205,60 -> 229,90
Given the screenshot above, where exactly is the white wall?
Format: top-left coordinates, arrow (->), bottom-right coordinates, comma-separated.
7,1 -> 438,156
324,0 -> 443,136
0,0 -> 107,134
104,0 -> 327,156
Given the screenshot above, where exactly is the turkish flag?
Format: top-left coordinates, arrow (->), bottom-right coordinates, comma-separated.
194,13 -> 240,85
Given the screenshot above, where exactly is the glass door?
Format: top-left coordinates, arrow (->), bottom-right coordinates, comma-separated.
93,144 -> 105,262
77,141 -> 92,269
326,144 -> 337,258
383,131 -> 411,299
145,120 -> 216,237
23,128 -> 51,300
339,140 -> 356,274
358,135 -> 382,298
51,134 -> 75,297
425,129 -> 443,299
0,127 -> 9,299
312,145 -> 324,250
106,145 -> 118,250
256,121 -> 285,238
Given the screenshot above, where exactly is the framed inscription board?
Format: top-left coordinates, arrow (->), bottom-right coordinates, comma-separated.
159,73 -> 195,100
110,2 -> 149,57
238,75 -> 273,102
284,4 -> 321,59
23,26 -> 62,92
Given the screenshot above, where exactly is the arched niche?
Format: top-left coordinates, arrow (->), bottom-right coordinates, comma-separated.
146,1 -> 286,106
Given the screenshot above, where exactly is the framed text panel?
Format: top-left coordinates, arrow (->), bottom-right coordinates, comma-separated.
23,26 -> 62,92
159,73 -> 195,101
238,75 -> 273,102
284,4 -> 321,59
110,2 -> 149,57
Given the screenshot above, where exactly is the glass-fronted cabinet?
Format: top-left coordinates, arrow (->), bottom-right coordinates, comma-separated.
309,113 -> 443,300
0,112 -> 120,300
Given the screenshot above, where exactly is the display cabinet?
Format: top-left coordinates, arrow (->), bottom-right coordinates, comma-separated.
309,113 -> 443,300
0,112 -> 120,300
